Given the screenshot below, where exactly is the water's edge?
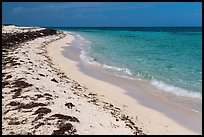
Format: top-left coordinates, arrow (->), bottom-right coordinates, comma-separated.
59,31 -> 202,133
67,31 -> 202,99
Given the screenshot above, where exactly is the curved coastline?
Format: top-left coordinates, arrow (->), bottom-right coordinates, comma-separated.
2,26 -> 141,135
66,31 -> 202,99
47,31 -> 202,134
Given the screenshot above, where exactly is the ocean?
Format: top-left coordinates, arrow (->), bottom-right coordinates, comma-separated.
51,27 -> 202,99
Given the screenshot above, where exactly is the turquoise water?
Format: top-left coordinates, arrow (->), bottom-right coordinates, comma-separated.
51,27 -> 202,98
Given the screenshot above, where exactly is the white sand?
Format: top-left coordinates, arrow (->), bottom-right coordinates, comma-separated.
2,25 -> 45,34
2,26 -> 201,135
2,26 -> 137,135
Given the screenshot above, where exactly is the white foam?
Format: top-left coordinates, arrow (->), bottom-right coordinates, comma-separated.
151,79 -> 202,99
102,64 -> 133,76
79,51 -> 202,99
79,50 -> 98,64
86,40 -> 91,43
76,34 -> 85,40
65,31 -> 74,35
79,50 -> 133,77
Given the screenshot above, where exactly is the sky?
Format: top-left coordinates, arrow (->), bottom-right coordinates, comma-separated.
2,2 -> 202,27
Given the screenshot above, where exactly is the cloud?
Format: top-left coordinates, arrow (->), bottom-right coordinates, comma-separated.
73,13 -> 107,20
68,2 -> 155,13
10,2 -> 157,22
45,2 -> 105,9
12,7 -> 23,13
11,2 -> 155,14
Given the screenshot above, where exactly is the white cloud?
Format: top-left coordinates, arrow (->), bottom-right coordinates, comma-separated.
12,7 -> 23,13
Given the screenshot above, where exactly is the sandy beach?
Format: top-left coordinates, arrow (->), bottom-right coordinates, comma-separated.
2,26 -> 142,135
47,31 -> 202,135
2,26 -> 202,135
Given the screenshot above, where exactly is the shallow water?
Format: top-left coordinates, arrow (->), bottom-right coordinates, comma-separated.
51,27 -> 202,99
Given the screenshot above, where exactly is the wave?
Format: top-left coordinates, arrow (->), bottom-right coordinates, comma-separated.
151,79 -> 202,99
102,64 -> 133,76
79,50 -> 97,64
79,50 -> 133,77
75,32 -> 202,99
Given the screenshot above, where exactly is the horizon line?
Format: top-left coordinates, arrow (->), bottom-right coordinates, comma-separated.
46,26 -> 202,28
2,24 -> 202,28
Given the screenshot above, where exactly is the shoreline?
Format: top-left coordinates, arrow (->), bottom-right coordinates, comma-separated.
2,26 -> 143,135
47,31 -> 202,134
69,31 -> 202,100
2,26 -> 201,135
